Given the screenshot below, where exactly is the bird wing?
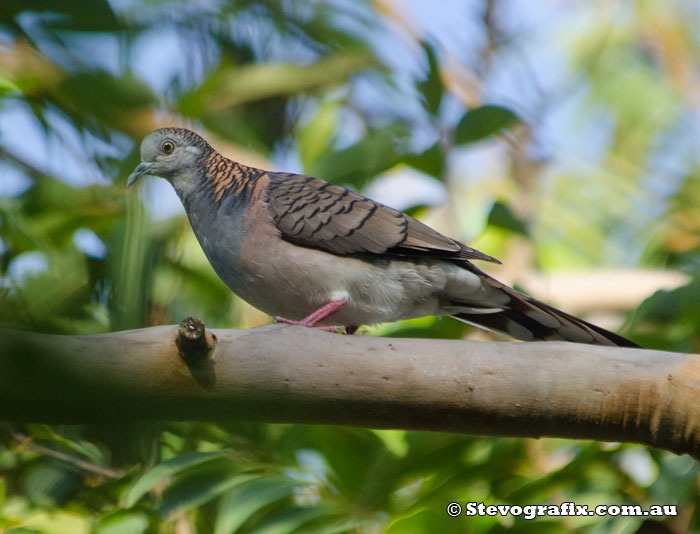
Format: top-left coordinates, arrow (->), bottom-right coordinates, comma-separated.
265,172 -> 499,263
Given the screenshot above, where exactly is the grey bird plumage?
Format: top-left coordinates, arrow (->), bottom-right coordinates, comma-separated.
127,127 -> 639,347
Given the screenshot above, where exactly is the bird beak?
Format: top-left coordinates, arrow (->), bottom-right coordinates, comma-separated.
126,162 -> 154,187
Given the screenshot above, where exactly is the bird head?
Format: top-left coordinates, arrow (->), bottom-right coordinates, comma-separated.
127,128 -> 212,190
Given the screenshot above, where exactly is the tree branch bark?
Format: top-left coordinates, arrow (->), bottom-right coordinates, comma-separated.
2,322 -> 699,459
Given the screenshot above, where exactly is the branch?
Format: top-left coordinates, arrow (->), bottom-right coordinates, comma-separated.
1,320 -> 699,459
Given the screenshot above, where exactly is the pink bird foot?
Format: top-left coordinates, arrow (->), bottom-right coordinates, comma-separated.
275,298 -> 348,333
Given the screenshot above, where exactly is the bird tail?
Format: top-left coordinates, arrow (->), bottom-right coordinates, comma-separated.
451,275 -> 640,348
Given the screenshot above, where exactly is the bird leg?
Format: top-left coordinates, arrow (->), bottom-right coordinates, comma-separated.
275,298 -> 347,332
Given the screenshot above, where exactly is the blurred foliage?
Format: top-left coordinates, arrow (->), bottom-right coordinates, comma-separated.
0,0 -> 699,533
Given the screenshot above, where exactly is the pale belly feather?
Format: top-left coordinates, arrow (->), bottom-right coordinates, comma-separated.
222,237 -> 489,326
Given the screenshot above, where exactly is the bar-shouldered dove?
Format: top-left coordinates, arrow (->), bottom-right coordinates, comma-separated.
127,127 -> 639,347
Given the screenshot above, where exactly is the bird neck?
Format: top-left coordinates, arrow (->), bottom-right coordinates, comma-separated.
172,151 -> 263,222
199,151 -> 263,205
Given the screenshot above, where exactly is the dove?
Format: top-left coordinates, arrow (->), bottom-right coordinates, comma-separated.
127,127 -> 638,347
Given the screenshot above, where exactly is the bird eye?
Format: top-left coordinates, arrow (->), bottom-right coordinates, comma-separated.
161,140 -> 175,154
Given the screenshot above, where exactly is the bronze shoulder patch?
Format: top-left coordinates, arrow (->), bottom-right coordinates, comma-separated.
205,152 -> 263,203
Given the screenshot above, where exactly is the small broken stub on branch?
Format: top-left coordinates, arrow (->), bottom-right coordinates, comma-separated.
176,317 -> 216,389
176,316 -> 216,363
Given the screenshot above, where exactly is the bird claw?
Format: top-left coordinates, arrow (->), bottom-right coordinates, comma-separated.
273,299 -> 349,333
274,316 -> 344,333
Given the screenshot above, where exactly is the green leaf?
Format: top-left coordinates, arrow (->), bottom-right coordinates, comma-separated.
58,71 -> 155,125
371,430 -> 408,458
108,192 -> 154,331
0,74 -> 21,95
60,70 -> 153,108
181,52 -> 375,114
21,461 -> 79,506
504,443 -> 604,503
487,201 -> 529,236
295,518 -> 364,534
380,316 -> 470,340
93,511 -> 151,534
308,126 -> 404,188
505,520 -> 570,533
278,426 -> 397,507
627,276 -> 700,351
6,246 -> 90,327
159,471 -> 258,518
298,99 -> 340,170
24,424 -> 104,465
0,0 -> 121,33
384,509 -> 470,534
121,451 -> 226,507
403,143 -> 446,180
214,476 -> 300,534
417,42 -> 443,116
248,506 -> 327,534
454,105 -> 519,145
158,458 -> 260,518
201,101 -> 287,155
400,434 -> 480,479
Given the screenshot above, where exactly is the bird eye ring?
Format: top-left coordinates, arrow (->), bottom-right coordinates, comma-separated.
161,140 -> 175,154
